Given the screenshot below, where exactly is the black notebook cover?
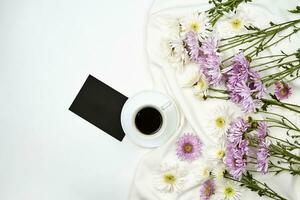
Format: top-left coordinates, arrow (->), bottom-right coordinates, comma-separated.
69,75 -> 128,141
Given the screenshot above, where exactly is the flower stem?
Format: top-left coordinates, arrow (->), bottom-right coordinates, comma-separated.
251,53 -> 296,67
262,64 -> 300,83
270,144 -> 300,161
256,110 -> 300,132
220,20 -> 300,64
224,172 -> 287,200
207,0 -> 249,25
206,95 -> 230,100
261,98 -> 300,114
208,87 -> 228,94
269,161 -> 300,175
258,60 -> 299,72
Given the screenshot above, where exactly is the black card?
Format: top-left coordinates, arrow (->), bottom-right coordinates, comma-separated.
69,75 -> 128,141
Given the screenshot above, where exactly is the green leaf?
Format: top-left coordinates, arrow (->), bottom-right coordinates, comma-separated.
288,6 -> 300,13
280,50 -> 288,56
269,93 -> 280,102
245,25 -> 260,31
261,102 -> 268,111
296,49 -> 300,59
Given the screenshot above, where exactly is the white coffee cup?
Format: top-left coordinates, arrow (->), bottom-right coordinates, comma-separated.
120,90 -> 180,148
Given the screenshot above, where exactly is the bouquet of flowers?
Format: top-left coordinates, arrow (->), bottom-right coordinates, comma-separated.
156,1 -> 300,199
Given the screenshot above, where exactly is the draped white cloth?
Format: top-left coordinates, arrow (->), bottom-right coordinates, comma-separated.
129,0 -> 300,199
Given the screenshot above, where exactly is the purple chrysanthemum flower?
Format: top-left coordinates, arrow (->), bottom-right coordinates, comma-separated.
201,36 -> 218,55
256,140 -> 271,174
248,68 -> 260,80
233,80 -> 263,113
198,37 -> 223,85
257,121 -> 268,141
176,133 -> 202,161
227,52 -> 251,86
227,117 -> 250,144
225,117 -> 250,180
231,81 -> 251,102
225,140 -> 249,180
228,82 -> 245,104
227,82 -> 259,112
240,96 -> 262,113
248,71 -> 266,99
185,31 -> 202,62
252,80 -> 266,99
274,81 -> 292,100
199,179 -> 215,200
226,52 -> 265,113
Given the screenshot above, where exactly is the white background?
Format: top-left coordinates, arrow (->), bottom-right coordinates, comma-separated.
0,0 -> 154,199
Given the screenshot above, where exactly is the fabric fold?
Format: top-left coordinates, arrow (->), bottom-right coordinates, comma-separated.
129,0 -> 300,199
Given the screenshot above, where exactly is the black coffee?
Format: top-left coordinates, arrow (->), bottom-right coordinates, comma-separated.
135,107 -> 163,135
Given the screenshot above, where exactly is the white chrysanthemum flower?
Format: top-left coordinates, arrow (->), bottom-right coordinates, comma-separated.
212,164 -> 226,182
193,161 -> 213,183
181,12 -> 211,38
214,181 -> 242,200
216,6 -> 252,38
157,16 -> 182,36
154,162 -> 186,193
170,18 -> 182,33
161,36 -> 189,68
205,142 -> 226,164
193,74 -> 209,99
206,105 -> 234,138
178,63 -> 200,87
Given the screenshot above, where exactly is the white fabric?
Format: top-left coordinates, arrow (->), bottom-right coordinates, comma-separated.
129,0 -> 300,199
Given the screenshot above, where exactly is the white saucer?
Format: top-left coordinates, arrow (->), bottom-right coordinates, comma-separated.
120,90 -> 180,148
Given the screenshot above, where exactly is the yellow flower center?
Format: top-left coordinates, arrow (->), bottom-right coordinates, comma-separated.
197,78 -> 207,90
280,88 -> 288,96
224,186 -> 236,197
183,143 -> 193,153
190,22 -> 200,32
164,173 -> 176,184
231,19 -> 242,30
215,116 -> 226,128
204,185 -> 213,196
216,149 -> 225,158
